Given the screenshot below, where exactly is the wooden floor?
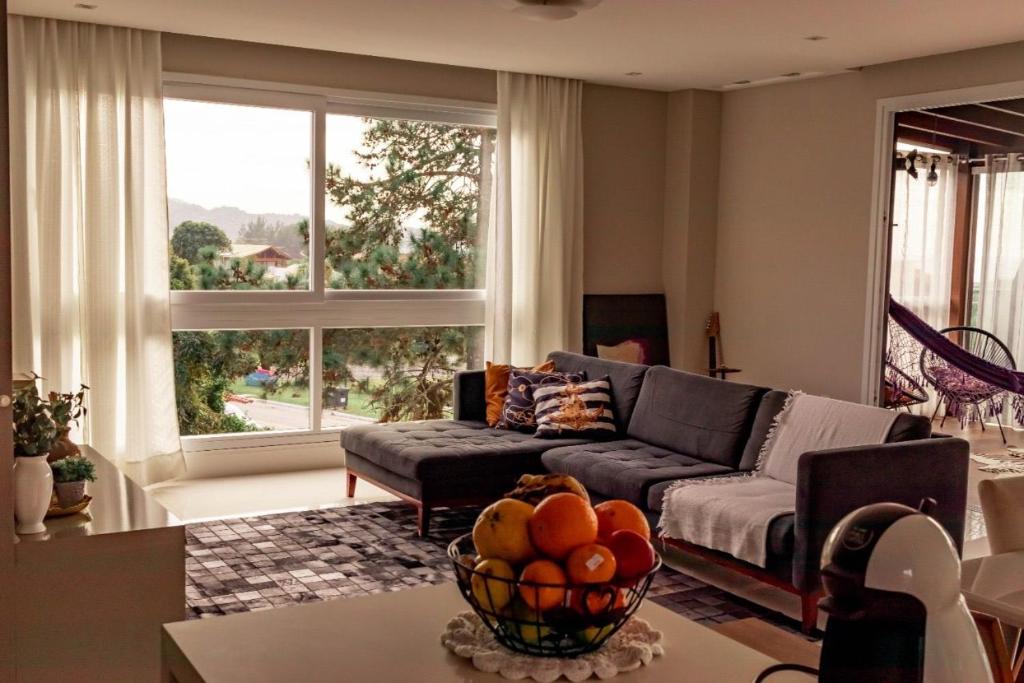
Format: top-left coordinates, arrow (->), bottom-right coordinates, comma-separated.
940,418 -> 1023,509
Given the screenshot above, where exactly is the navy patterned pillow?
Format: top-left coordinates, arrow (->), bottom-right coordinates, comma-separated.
533,376 -> 617,439
498,368 -> 585,433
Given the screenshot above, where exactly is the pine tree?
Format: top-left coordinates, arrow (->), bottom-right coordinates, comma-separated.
323,118 -> 493,420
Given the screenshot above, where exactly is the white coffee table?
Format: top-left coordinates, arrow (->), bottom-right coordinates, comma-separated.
162,583 -> 811,682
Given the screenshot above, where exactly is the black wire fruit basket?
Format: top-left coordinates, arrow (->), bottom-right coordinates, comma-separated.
448,533 -> 661,657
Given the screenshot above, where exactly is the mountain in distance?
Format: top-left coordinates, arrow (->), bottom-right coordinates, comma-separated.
168,198 -> 343,239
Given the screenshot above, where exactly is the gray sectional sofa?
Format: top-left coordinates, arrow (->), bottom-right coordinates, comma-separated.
341,351 -> 969,632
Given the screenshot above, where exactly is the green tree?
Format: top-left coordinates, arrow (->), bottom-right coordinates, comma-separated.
169,254 -> 196,290
170,221 -> 231,264
322,119 -> 492,420
325,119 -> 487,290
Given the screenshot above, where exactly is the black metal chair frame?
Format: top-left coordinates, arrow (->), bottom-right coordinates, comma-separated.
919,325 -> 1017,444
883,361 -> 929,411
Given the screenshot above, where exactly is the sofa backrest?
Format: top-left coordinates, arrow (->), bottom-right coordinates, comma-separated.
626,365 -> 768,468
737,390 -> 934,471
546,351 -> 648,431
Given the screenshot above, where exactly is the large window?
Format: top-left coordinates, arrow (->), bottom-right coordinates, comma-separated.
164,78 -> 495,449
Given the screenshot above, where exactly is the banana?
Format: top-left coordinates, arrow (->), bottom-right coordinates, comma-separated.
505,474 -> 590,506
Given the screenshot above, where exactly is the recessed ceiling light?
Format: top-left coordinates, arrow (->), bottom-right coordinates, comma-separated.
803,35 -> 828,41
74,2 -> 98,8
624,72 -> 642,77
494,0 -> 604,22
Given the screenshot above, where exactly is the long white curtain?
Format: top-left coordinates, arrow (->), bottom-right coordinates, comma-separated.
888,155 -> 958,418
889,155 -> 959,331
974,155 -> 1024,425
486,72 -> 584,366
9,16 -> 184,485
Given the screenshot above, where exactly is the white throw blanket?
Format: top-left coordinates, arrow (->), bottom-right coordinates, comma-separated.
659,393 -> 897,567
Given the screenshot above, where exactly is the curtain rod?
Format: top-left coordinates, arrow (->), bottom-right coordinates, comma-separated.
967,154 -> 1024,163
894,151 -> 1024,165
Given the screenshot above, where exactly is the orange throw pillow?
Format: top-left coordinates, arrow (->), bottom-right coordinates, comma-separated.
485,360 -> 555,426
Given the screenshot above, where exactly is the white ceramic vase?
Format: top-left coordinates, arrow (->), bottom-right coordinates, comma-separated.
14,454 -> 53,534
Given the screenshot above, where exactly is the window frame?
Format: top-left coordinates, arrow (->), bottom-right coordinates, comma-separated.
163,73 -> 495,452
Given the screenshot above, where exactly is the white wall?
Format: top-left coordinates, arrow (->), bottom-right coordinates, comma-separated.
714,41 -> 1024,400
663,90 -> 722,373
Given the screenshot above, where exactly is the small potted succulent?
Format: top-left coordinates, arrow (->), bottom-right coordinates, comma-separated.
46,384 -> 88,462
12,378 -> 61,534
50,455 -> 97,508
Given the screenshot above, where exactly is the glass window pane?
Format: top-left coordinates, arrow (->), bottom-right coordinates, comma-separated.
173,329 -> 310,435
325,115 -> 494,290
321,326 -> 483,427
165,99 -> 312,291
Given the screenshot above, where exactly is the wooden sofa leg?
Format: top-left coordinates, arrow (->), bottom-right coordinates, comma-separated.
346,472 -> 357,498
801,592 -> 820,635
417,505 -> 431,538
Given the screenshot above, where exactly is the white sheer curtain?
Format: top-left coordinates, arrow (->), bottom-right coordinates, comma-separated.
973,155 -> 1024,424
9,16 -> 184,485
889,155 -> 959,331
888,154 -> 958,418
486,72 -> 584,366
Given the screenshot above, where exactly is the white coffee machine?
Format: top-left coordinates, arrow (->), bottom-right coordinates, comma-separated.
814,500 -> 993,683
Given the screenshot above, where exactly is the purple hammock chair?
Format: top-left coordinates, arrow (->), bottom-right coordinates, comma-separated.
888,298 -> 1024,443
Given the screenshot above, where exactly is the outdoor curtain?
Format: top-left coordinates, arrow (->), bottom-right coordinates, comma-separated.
888,154 -> 959,417
9,16 -> 184,485
486,72 -> 584,366
973,154 -> 1024,425
889,154 -> 959,332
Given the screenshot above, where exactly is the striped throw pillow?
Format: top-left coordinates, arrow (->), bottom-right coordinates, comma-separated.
533,376 -> 617,438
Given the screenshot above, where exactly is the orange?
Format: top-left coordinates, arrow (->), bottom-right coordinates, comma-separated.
528,492 -> 599,560
594,500 -> 650,542
518,560 -> 567,611
570,585 -> 624,618
565,543 -> 617,584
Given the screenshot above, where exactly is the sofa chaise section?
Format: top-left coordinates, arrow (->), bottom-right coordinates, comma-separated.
341,352 -> 649,536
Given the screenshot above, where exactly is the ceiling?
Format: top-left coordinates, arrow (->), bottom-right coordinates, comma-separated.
898,98 -> 1024,153
13,0 -> 1024,91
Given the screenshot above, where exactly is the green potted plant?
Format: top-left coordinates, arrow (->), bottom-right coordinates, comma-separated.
12,378 -> 61,534
46,384 -> 88,462
50,455 -> 97,508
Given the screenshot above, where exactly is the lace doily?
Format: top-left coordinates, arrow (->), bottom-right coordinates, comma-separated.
440,611 -> 664,682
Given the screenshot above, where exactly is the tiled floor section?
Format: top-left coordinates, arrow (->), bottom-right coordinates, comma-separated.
185,502 -> 808,635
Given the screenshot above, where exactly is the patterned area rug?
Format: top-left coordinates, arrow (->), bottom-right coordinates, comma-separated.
971,446 -> 1024,474
185,501 -> 806,634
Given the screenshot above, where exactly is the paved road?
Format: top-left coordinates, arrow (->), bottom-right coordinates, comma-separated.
227,397 -> 374,431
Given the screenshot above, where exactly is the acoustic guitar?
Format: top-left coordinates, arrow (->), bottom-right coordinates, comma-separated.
705,312 -> 741,380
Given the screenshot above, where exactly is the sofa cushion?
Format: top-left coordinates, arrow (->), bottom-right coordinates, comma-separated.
485,360 -> 555,426
541,439 -> 732,507
342,419 -> 592,483
499,368 -> 584,432
887,412 -> 931,442
546,351 -> 647,431
738,390 -> 789,471
626,366 -> 768,468
737,391 -> 931,472
534,377 -> 617,438
646,479 -> 795,561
